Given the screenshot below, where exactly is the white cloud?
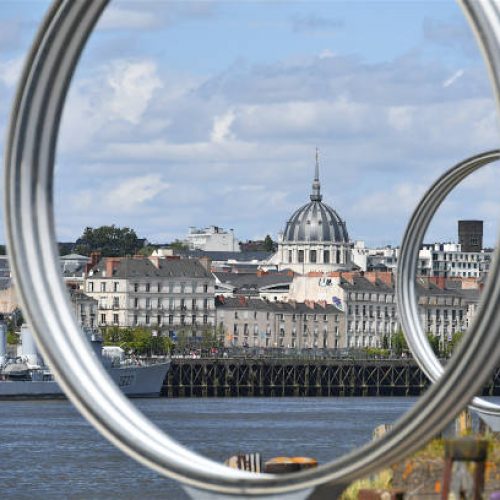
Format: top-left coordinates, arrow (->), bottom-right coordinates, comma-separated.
0,57 -> 23,88
106,175 -> 170,211
107,60 -> 162,124
211,109 -> 235,143
355,183 -> 427,218
98,7 -> 160,30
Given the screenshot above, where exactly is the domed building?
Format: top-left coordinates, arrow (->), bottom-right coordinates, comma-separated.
276,151 -> 353,274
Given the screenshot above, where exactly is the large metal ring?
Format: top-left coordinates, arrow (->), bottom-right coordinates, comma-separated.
4,0 -> 500,496
397,150 -> 500,417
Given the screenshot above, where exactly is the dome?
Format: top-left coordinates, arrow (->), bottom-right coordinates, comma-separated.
283,201 -> 348,243
282,151 -> 349,243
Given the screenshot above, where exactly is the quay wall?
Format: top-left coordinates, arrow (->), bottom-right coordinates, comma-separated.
162,358 -> 500,398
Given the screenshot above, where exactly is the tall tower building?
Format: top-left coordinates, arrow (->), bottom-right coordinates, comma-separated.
458,220 -> 483,252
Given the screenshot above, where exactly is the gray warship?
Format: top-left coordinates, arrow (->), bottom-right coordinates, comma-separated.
0,323 -> 170,399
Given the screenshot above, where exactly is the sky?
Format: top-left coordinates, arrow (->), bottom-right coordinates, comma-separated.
0,0 -> 499,247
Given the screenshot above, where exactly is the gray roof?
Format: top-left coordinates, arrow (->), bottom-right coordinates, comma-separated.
216,297 -> 342,314
214,272 -> 293,295
340,275 -> 479,299
91,258 -> 211,279
283,156 -> 348,243
176,250 -> 272,262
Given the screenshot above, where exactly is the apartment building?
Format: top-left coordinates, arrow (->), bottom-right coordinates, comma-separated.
216,297 -> 344,349
85,256 -> 216,336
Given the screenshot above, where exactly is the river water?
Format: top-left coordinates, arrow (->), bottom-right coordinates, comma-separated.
1,397 -> 419,499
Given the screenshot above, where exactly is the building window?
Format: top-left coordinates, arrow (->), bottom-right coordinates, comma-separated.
113,297 -> 119,308
134,283 -> 138,292
88,282 -> 94,292
100,282 -> 106,292
192,314 -> 196,325
181,315 -> 185,325
204,299 -> 208,309
234,311 -> 239,319
145,315 -> 150,325
233,324 -> 238,335
203,315 -> 208,324
310,250 -> 317,263
157,283 -> 161,293
145,283 -> 150,292
146,298 -> 151,309
113,314 -> 119,325
324,250 -> 330,263
192,299 -> 197,310
203,284 -> 208,293
100,313 -> 106,324
113,282 -> 119,292
288,250 -> 292,263
298,250 -> 304,263
169,315 -> 173,325
157,315 -> 162,325
134,298 -> 138,309
133,314 -> 138,325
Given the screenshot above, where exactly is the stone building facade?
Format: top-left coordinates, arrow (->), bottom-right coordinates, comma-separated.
69,289 -> 98,328
339,274 -> 474,349
216,297 -> 344,349
84,256 -> 216,337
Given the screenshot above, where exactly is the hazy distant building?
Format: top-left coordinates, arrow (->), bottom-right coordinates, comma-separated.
458,220 -> 483,252
273,151 -> 352,274
186,226 -> 240,252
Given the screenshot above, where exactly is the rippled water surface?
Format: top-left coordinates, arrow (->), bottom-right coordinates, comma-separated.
0,397 -> 421,499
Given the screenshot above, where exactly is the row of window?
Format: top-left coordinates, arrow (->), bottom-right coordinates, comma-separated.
87,281 -> 210,294
287,249 -> 343,264
99,313 -> 211,326
348,292 -> 395,303
348,305 -> 396,318
223,311 -> 340,321
230,324 -> 340,336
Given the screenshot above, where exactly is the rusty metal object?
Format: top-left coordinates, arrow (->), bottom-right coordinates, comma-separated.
441,439 -> 488,500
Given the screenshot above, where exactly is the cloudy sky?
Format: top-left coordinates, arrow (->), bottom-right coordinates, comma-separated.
0,1 -> 499,247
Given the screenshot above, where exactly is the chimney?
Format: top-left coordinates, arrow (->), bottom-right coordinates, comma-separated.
364,272 -> 377,284
198,256 -> 212,272
90,251 -> 101,268
429,276 -> 446,289
376,272 -> 393,287
105,258 -> 120,277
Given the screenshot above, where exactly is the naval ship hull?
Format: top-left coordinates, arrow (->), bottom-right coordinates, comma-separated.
0,361 -> 170,399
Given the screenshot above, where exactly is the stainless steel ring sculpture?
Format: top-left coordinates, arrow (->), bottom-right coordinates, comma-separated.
4,0 -> 500,496
397,150 -> 500,418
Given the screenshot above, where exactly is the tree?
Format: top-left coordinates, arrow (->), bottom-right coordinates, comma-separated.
427,333 -> 441,357
382,335 -> 389,350
169,239 -> 189,251
74,225 -> 142,257
392,330 -> 408,356
446,331 -> 464,356
263,234 -> 274,252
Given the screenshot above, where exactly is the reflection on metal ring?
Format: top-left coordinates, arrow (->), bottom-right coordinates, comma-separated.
397,150 -> 500,417
4,0 -> 500,496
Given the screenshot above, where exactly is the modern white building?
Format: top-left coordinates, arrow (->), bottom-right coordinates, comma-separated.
351,241 -> 491,279
186,226 -> 240,252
